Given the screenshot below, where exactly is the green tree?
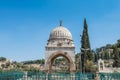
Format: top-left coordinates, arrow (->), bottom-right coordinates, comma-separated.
81,18 -> 91,50
75,53 -> 80,71
94,53 -> 98,63
0,57 -> 6,61
41,59 -> 45,65
81,18 -> 94,72
1,64 -> 5,69
81,18 -> 94,61
106,44 -> 112,49
113,46 -> 120,67
104,50 -> 109,60
117,39 -> 120,47
85,60 -> 97,72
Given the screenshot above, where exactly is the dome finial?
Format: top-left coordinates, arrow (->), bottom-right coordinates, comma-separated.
60,20 -> 62,27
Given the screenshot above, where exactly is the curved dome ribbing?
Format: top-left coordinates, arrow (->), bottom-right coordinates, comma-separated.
49,26 -> 72,40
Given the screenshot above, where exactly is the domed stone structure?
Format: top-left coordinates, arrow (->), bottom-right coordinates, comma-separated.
49,26 -> 72,40
45,21 -> 76,73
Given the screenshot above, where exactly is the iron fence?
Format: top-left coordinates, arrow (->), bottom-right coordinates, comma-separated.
0,71 -> 24,80
99,73 -> 120,80
0,71 -> 120,80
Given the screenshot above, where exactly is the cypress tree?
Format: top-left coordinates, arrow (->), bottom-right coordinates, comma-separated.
81,18 -> 93,61
81,18 -> 91,49
81,18 -> 94,72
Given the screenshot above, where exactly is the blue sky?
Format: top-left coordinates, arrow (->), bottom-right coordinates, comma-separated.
0,0 -> 120,61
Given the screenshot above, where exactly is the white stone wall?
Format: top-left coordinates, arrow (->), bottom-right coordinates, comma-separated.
45,26 -> 76,72
45,37 -> 75,65
45,47 -> 75,66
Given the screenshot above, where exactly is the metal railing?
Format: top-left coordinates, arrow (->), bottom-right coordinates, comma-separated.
0,71 -> 120,80
99,73 -> 120,80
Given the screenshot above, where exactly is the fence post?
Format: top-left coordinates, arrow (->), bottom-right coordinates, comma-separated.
95,72 -> 99,80
70,72 -> 75,80
24,71 -> 27,80
46,72 -> 49,80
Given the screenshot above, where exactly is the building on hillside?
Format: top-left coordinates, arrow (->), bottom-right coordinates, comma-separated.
0,59 -> 13,69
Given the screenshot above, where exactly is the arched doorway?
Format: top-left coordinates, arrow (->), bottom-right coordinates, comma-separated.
45,51 -> 76,73
51,56 -> 70,73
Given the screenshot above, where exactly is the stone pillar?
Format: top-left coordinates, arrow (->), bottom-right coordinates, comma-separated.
98,59 -> 105,72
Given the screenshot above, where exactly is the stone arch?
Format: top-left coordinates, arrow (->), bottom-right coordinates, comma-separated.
100,63 -> 103,70
45,50 -> 75,73
98,59 -> 105,72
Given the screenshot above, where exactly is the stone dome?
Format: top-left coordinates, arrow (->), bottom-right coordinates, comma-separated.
49,26 -> 73,40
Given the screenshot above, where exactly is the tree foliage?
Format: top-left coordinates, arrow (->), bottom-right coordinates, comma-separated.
81,18 -> 94,61
81,18 -> 91,50
0,57 -> 6,61
113,46 -> 120,67
96,40 -> 120,67
22,59 -> 45,65
80,18 -> 95,72
85,60 -> 96,72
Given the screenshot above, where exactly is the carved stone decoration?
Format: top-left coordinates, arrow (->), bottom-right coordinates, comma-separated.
45,22 -> 75,73
45,51 -> 76,73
